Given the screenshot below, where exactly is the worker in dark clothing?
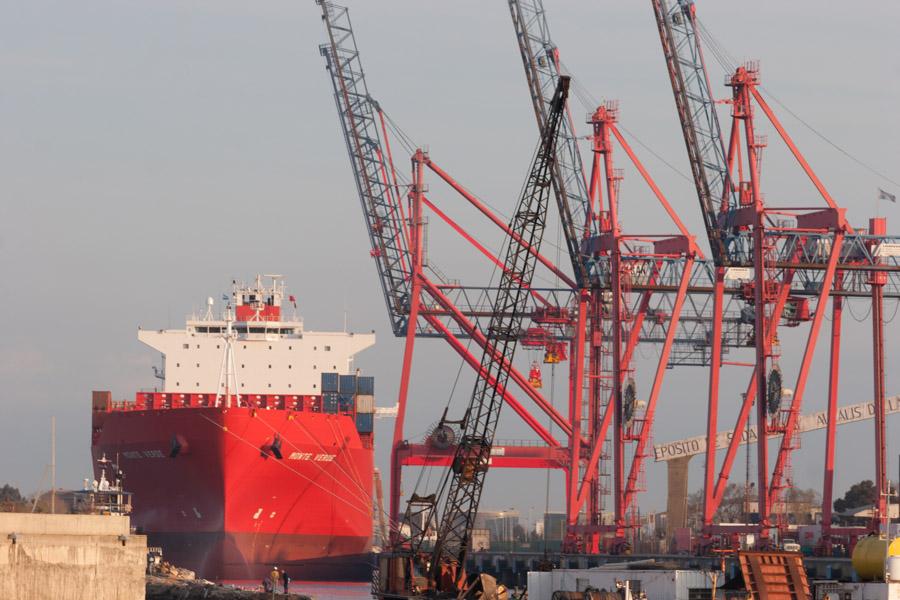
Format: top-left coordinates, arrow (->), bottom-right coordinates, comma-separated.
282,569 -> 292,594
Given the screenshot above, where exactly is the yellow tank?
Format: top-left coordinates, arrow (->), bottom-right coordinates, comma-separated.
851,537 -> 900,580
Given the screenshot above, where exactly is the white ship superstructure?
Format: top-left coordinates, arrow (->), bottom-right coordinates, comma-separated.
138,275 -> 375,395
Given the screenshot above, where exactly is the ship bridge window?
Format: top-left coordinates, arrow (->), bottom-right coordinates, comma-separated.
325,345 -> 331,351
196,327 -> 223,334
183,344 -> 189,349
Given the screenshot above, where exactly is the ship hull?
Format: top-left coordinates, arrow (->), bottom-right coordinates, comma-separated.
149,532 -> 373,581
92,405 -> 374,581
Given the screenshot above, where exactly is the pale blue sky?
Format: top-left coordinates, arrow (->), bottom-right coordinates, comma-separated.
1,1 -> 898,521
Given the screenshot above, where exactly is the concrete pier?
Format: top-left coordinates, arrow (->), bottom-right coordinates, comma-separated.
0,513 -> 147,600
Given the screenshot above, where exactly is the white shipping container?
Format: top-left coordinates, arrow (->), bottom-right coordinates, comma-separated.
527,568 -> 712,600
356,394 -> 375,413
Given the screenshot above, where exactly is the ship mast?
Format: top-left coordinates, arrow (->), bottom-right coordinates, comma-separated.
215,297 -> 240,408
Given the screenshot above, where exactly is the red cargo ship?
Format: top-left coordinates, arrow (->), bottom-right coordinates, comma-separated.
91,276 -> 377,581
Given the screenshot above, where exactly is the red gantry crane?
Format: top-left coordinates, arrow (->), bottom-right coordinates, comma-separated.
318,0 -> 900,562
652,0 -> 900,550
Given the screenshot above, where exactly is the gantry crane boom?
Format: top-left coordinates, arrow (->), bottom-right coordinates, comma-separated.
507,0 -> 590,286
651,0 -> 735,265
318,1 -> 411,335
426,76 -> 570,589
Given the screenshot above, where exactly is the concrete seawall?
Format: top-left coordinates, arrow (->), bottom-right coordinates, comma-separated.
0,513 -> 147,600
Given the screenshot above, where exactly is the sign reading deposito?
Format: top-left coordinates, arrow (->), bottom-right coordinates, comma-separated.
653,395 -> 900,462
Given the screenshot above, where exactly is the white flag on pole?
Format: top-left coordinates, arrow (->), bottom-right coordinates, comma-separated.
879,188 -> 897,203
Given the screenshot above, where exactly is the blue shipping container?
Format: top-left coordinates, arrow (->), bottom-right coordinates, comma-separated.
355,412 -> 374,433
321,372 -> 339,393
338,393 -> 354,412
357,376 -> 375,395
323,392 -> 339,414
339,374 -> 357,394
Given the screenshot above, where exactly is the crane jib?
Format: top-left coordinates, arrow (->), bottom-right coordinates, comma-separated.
426,76 -> 571,590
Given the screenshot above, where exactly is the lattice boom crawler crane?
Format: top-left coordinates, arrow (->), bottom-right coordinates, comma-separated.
378,77 -> 571,599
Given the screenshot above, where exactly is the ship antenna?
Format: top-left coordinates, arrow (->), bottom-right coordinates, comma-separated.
203,296 -> 215,321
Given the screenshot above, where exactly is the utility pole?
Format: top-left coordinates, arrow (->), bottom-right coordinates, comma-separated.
51,416 -> 56,515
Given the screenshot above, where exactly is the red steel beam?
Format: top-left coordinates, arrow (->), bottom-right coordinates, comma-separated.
422,312 -> 559,447
871,219 -> 888,533
610,124 -> 702,257
426,158 -> 577,289
397,442 -> 566,469
573,285 -> 655,513
703,268 -> 725,528
767,232 -> 844,509
421,195 -> 551,308
389,150 -> 427,536
750,87 -> 851,230
418,275 -> 574,438
623,254 -> 695,511
711,255 -> 795,507
566,290 -> 589,524
820,275 -> 843,548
